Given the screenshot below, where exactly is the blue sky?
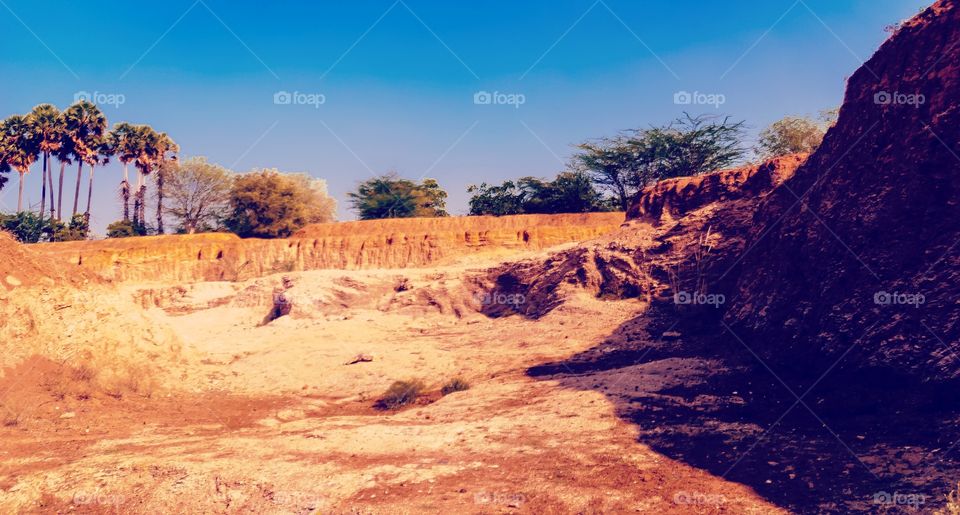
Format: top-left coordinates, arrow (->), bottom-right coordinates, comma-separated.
0,0 -> 930,232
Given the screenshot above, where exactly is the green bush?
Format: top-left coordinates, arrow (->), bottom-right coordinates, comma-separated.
441,377 -> 470,396
376,379 -> 425,410
106,219 -> 145,238
49,214 -> 89,242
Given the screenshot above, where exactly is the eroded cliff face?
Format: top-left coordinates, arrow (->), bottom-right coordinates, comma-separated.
725,0 -> 960,381
626,154 -> 806,224
34,213 -> 625,284
0,233 -> 181,397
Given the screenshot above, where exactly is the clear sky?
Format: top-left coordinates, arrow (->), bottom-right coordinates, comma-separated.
0,0 -> 931,233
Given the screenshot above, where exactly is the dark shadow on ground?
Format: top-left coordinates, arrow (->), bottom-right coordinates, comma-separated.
527,305 -> 960,514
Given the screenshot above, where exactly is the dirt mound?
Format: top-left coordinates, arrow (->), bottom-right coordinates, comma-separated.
0,231 -> 99,291
725,0 -> 960,382
0,233 -> 183,414
34,213 -> 624,284
626,154 -> 806,224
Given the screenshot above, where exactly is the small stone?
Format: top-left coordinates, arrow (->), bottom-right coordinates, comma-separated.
5,275 -> 21,287
346,353 -> 374,365
60,412 -> 76,419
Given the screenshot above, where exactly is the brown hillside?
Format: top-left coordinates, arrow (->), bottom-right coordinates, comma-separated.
725,0 -> 960,382
626,153 -> 806,224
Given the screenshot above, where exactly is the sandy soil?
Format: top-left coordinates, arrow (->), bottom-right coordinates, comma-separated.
0,247 -> 783,514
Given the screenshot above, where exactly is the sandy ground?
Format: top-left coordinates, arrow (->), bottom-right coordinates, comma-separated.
0,249 -> 783,514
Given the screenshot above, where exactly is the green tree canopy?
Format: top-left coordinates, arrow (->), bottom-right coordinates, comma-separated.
348,173 -> 448,220
756,113 -> 833,160
574,114 -> 747,210
468,170 -> 611,216
225,169 -> 337,238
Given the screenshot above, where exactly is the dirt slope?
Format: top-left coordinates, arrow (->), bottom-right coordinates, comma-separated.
725,0 -> 960,382
627,154 -> 806,224
33,213 -> 624,284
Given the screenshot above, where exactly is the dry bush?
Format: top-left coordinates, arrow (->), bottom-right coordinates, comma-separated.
936,483 -> 960,515
441,377 -> 470,396
376,379 -> 425,410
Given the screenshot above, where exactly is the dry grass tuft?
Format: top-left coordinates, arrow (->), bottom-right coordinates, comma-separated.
376,379 -> 425,410
441,377 -> 470,396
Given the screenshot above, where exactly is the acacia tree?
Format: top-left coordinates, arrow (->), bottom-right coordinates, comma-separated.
574,114 -> 746,210
163,157 -> 233,234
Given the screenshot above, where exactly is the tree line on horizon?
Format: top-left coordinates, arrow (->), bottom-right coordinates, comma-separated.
0,101 -> 177,242
0,104 -> 834,243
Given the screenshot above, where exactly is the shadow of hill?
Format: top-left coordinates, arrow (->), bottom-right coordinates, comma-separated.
527,304 -> 960,514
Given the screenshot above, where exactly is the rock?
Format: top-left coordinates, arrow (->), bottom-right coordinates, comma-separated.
346,353 -> 374,365
5,275 -> 21,287
661,331 -> 682,340
59,412 -> 76,419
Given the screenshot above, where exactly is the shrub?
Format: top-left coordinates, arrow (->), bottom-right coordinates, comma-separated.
441,377 -> 470,396
376,379 -> 425,410
49,214 -> 89,242
937,483 -> 960,515
106,219 -> 145,238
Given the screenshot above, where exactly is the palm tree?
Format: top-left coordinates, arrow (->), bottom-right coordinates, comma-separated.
109,123 -> 138,222
0,132 -> 11,194
63,101 -> 107,217
54,136 -> 74,221
132,125 -> 158,228
29,104 -> 64,222
1,115 -> 39,212
152,133 -> 178,234
84,136 -> 114,221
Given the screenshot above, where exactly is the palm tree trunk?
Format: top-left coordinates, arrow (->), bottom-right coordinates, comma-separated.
57,160 -> 66,220
133,170 -> 142,228
121,163 -> 130,222
72,161 -> 83,217
139,185 -> 147,227
39,153 -> 48,221
156,170 -> 165,234
17,172 -> 24,212
85,164 -> 96,218
47,157 -> 56,220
